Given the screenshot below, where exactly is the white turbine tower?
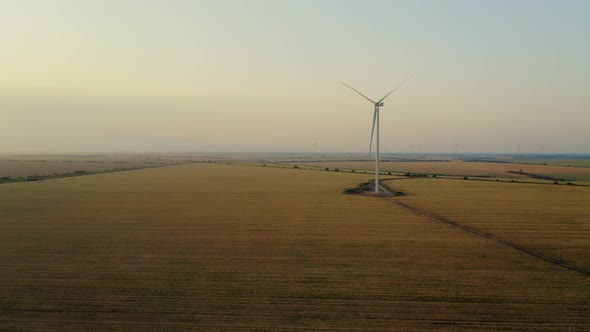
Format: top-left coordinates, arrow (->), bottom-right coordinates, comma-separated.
341,77 -> 412,193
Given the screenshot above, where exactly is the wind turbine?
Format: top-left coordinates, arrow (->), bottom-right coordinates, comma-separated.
341,77 -> 412,193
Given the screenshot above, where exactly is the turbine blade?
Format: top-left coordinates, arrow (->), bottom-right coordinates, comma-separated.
377,74 -> 414,104
341,82 -> 376,104
369,108 -> 377,154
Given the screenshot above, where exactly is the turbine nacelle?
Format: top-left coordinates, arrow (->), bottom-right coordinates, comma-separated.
376,102 -> 384,107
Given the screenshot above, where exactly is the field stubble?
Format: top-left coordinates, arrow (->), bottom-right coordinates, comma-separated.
386,178 -> 590,272
294,161 -> 590,182
0,164 -> 589,330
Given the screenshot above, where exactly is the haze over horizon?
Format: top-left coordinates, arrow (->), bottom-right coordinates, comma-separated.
2,0 -> 589,154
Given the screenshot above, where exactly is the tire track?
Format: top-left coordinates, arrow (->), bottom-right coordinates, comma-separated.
390,199 -> 590,277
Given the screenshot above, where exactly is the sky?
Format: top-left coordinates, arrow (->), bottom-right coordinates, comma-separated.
1,0 -> 589,154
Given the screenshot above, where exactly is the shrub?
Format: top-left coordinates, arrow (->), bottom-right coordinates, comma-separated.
343,182 -> 372,194
27,175 -> 43,181
0,176 -> 15,183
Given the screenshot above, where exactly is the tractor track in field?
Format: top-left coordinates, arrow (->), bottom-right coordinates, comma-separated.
389,199 -> 590,278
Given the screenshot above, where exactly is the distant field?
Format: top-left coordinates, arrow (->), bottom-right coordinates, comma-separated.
0,154 -> 216,163
0,161 -> 166,178
293,161 -> 590,181
0,153 -> 224,178
512,158 -> 590,167
1,164 -> 589,330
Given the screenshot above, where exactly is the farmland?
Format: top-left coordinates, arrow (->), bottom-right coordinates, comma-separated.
0,160 -> 164,178
0,153 -> 217,179
292,160 -> 590,183
511,157 -> 590,167
384,178 -> 590,272
1,163 -> 589,330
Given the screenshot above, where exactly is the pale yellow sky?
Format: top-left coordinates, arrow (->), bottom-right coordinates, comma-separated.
1,0 -> 589,153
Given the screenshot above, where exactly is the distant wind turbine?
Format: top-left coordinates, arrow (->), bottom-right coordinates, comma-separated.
341,76 -> 412,193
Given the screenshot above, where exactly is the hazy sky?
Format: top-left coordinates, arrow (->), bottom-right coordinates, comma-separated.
1,0 -> 589,153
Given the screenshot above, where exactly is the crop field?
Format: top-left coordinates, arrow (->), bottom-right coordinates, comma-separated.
511,158 -> 590,167
1,164 -> 589,330
384,178 -> 590,272
0,153 -> 219,178
0,161 -> 167,178
293,161 -> 590,182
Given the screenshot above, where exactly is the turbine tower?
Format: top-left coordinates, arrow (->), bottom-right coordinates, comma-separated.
341,77 -> 412,193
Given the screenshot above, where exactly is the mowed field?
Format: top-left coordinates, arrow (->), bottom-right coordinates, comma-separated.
385,178 -> 590,272
0,153 -> 211,178
294,161 -> 590,181
0,161 -> 163,178
512,158 -> 590,167
1,164 -> 589,330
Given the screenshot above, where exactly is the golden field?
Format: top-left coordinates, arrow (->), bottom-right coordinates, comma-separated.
294,161 -> 590,181
385,178 -> 590,272
0,161 -> 164,178
1,164 -> 589,330
0,154 -> 214,178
